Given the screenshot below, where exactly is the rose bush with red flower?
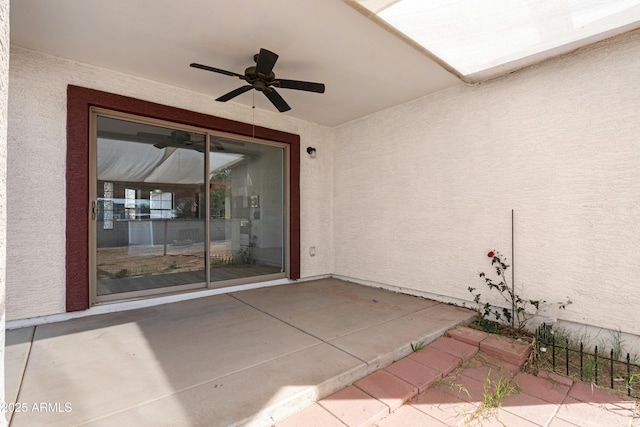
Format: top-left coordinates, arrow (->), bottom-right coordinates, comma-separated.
468,250 -> 541,331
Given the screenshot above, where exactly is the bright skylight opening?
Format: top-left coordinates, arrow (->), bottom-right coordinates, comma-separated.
349,0 -> 640,82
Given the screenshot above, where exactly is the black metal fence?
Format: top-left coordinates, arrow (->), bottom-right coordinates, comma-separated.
536,326 -> 640,399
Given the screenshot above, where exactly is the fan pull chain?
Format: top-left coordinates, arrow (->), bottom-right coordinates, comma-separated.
252,90 -> 256,138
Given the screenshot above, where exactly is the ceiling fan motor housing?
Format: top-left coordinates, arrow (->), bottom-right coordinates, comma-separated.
170,130 -> 192,143
244,66 -> 275,91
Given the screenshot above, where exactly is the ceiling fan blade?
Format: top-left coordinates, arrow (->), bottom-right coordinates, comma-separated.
216,85 -> 254,102
212,137 -> 246,146
154,142 -> 204,153
255,48 -> 279,76
263,88 -> 291,112
276,79 -> 325,93
190,63 -> 245,79
137,132 -> 170,141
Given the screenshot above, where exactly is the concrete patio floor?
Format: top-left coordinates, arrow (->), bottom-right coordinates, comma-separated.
4,278 -> 476,426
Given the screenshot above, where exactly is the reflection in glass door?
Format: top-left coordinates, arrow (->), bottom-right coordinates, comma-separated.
92,112 -> 287,303
94,116 -> 207,299
208,135 -> 285,286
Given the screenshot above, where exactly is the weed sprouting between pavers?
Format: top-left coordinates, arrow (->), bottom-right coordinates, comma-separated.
473,369 -> 519,422
433,355 -> 519,425
410,341 -> 425,352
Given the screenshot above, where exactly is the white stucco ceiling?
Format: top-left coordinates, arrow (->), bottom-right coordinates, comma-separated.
9,0 -> 462,127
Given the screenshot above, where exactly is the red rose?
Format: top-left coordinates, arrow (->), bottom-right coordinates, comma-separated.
487,251 -> 494,258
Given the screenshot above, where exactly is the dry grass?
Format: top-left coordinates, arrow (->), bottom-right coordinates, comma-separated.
97,244 -> 235,279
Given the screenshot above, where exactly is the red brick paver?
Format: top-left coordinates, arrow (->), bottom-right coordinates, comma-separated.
354,369 -> 417,411
537,369 -> 574,388
500,390 -> 560,426
479,333 -> 531,366
375,404 -> 448,427
465,409 -> 541,427
408,346 -> 462,377
318,385 -> 388,427
430,337 -> 478,361
458,353 -> 519,384
513,371 -> 570,405
547,418 -> 582,427
275,403 -> 344,427
446,325 -> 489,346
554,396 -> 635,427
410,382 -> 478,426
567,381 -> 636,409
383,357 -> 441,392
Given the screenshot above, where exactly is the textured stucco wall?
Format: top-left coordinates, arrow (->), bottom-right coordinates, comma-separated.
334,29 -> 640,337
1,0 -> 9,419
7,46 -> 334,320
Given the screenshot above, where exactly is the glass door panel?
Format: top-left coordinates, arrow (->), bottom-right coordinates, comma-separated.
95,116 -> 207,297
208,135 -> 285,285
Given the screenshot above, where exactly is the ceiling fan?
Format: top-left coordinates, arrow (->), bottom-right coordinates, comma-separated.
137,131 -> 248,152
137,130 -> 206,151
190,48 -> 325,112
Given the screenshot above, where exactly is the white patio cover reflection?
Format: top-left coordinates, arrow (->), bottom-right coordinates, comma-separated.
97,138 -> 243,184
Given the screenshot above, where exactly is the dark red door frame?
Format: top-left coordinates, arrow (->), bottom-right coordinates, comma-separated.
66,85 -> 300,312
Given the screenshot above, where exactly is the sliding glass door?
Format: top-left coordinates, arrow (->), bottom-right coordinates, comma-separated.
91,111 -> 286,303
208,134 -> 284,285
